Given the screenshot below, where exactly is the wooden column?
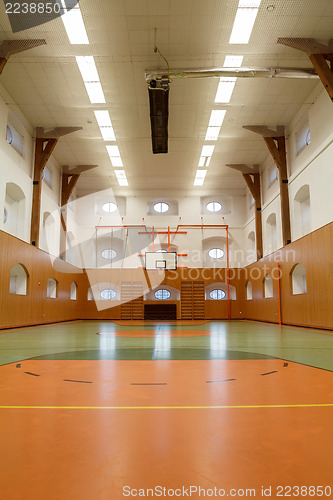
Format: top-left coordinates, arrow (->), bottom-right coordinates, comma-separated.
277,38 -> 333,103
226,164 -> 263,260
30,127 -> 82,248
30,138 -> 57,246
243,173 -> 263,259
243,126 -> 291,246
0,39 -> 46,75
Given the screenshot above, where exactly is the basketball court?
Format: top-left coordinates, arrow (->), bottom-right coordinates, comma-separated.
1,320 -> 333,499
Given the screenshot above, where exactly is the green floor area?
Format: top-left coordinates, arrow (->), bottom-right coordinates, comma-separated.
0,320 -> 333,371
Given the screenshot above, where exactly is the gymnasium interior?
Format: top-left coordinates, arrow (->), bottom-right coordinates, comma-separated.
0,0 -> 333,498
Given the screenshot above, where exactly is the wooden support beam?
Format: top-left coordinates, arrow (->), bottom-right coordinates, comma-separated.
225,163 -> 260,175
277,38 -> 333,102
0,58 -> 7,74
243,126 -> 291,247
263,136 -> 291,246
30,138 -> 57,246
62,165 -> 98,175
30,127 -> 82,248
0,40 -> 46,75
243,173 -> 263,260
36,127 -> 82,139
243,125 -> 285,137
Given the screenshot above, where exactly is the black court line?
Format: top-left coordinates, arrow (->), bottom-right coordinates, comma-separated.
63,379 -> 93,384
206,379 -> 237,383
131,383 -> 167,386
25,372 -> 40,377
261,371 -> 278,376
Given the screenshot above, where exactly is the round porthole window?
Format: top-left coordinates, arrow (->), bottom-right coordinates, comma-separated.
101,249 -> 117,260
102,202 -> 118,213
209,289 -> 226,300
154,289 -> 171,300
100,289 -> 116,300
208,248 -> 224,259
153,202 -> 169,213
206,201 -> 222,212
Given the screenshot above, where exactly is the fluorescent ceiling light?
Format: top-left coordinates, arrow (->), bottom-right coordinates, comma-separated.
76,56 -> 100,82
205,127 -> 220,141
94,110 -> 112,127
115,170 -> 128,186
215,78 -> 236,103
100,127 -> 116,141
229,7 -> 259,44
194,170 -> 207,186
209,110 -> 226,127
107,145 -> 123,166
201,145 -> 215,157
224,55 -> 244,67
61,7 -> 89,45
84,82 -> 106,104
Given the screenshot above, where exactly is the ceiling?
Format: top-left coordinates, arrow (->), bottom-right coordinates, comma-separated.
0,0 -> 331,197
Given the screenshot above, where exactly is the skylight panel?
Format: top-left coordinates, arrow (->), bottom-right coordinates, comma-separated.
194,170 -> 207,186
106,145 -> 123,167
223,55 -> 244,67
94,110 -> 112,127
115,170 -> 128,186
209,110 -> 226,127
100,127 -> 116,141
205,127 -> 220,141
61,6 -> 89,45
229,7 -> 259,44
215,78 -> 237,103
76,56 -> 100,82
201,145 -> 215,157
94,111 -> 115,141
84,82 -> 106,104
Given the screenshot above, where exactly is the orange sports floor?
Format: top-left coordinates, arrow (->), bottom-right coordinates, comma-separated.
1,320 -> 333,499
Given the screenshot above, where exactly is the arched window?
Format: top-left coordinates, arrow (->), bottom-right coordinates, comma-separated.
87,288 -> 94,301
264,274 -> 273,298
70,281 -> 78,300
291,264 -> 307,295
41,212 -> 57,255
266,213 -> 277,253
4,183 -> 26,239
294,185 -> 311,238
47,278 -> 58,299
9,264 -> 29,295
246,280 -> 252,300
247,231 -> 256,262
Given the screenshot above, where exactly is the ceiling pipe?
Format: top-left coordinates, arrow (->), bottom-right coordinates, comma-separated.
145,67 -> 318,82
